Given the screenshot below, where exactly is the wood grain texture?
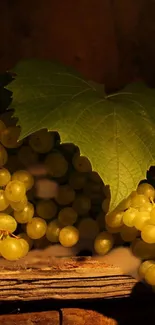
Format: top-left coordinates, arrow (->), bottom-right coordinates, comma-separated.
61,308 -> 117,325
0,311 -> 59,325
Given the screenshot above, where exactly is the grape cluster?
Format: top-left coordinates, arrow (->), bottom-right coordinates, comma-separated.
0,112 -> 112,261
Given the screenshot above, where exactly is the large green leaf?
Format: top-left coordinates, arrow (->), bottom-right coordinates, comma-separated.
6,59 -> 155,210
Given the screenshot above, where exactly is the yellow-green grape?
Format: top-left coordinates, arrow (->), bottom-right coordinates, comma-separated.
45,151 -> 68,178
105,224 -> 123,233
77,217 -> 99,239
69,171 -> 87,190
141,225 -> 155,244
94,231 -> 114,255
139,202 -> 153,212
102,198 -> 110,214
88,171 -> 103,184
0,237 -> 26,261
14,202 -> 34,223
59,226 -> 79,247
149,207 -> 155,224
18,232 -> 33,250
133,211 -> 150,231
105,210 -> 124,228
0,126 -> 23,148
72,155 -> 92,173
26,217 -> 47,239
36,199 -> 57,220
58,207 -> 78,226
29,129 -> 55,153
0,190 -> 9,211
46,219 -> 62,243
137,182 -> 155,201
12,170 -> 34,191
59,142 -> 80,161
0,144 -> 8,167
10,195 -> 28,212
72,195 -> 91,216
18,238 -> 29,257
138,260 -> 155,280
0,213 -> 17,233
116,197 -> 132,211
122,207 -> 138,227
5,180 -> 26,202
33,236 -> 50,249
55,185 -> 75,205
131,239 -> 155,259
17,145 -> 38,167
96,211 -> 106,231
120,225 -> 138,242
0,168 -> 11,187
145,265 -> 155,285
130,194 -> 150,209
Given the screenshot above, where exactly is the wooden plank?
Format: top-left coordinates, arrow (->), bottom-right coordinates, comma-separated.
0,311 -> 59,325
61,308 -> 117,325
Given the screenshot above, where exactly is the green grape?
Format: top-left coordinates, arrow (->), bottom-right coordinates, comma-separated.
29,128 -> 55,153
88,171 -> 103,184
105,210 -> 124,228
14,202 -> 34,223
59,142 -> 80,161
122,207 -> 138,227
131,239 -> 155,259
133,211 -> 150,231
0,168 -> 11,187
77,217 -> 99,239
45,151 -> 68,178
59,225 -> 79,247
72,155 -> 92,173
138,260 -> 155,279
0,213 -> 17,233
33,235 -> 50,249
58,207 -> 78,226
18,232 -> 33,250
94,231 -> 114,255
120,225 -> 138,242
137,182 -> 155,201
5,180 -> 26,202
0,190 -> 9,211
145,265 -> 155,285
55,185 -> 75,205
18,238 -> 29,257
96,211 -> 106,231
149,207 -> 155,224
17,145 -> 38,167
102,198 -> 110,214
105,224 -> 122,233
0,126 -> 23,148
72,195 -> 91,215
26,217 -> 47,239
69,171 -> 87,190
12,170 -> 34,191
36,199 -> 57,220
10,195 -> 28,212
0,237 -> 26,261
46,219 -> 62,243
130,194 -> 149,209
141,225 -> 155,244
0,144 -> 8,167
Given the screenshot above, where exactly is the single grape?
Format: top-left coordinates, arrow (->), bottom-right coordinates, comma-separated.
0,144 -> 8,167
36,199 -> 57,220
12,170 -> 34,191
69,171 -> 87,190
130,194 -> 150,209
5,180 -> 26,202
18,232 -> 33,250
59,226 -> 79,247
102,198 -> 110,214
14,202 -> 34,223
138,260 -> 155,279
105,210 -> 124,228
0,126 -> 23,148
17,145 -> 38,167
0,190 -> 9,211
45,151 -> 68,178
120,225 -> 138,242
145,265 -> 155,285
0,237 -> 26,260
72,155 -> 92,173
150,207 -> 155,224
141,225 -> 155,244
0,213 -> 17,233
133,211 -> 150,231
72,195 -> 91,215
10,195 -> 28,212
55,185 -> 75,205
26,217 -> 47,239
131,239 -> 155,259
77,217 -> 99,239
122,207 -> 138,227
46,219 -> 62,243
29,128 -> 55,153
0,168 -> 11,187
58,207 -> 78,226
94,231 -> 114,255
137,182 -> 155,201
59,142 -> 80,161
96,211 -> 106,231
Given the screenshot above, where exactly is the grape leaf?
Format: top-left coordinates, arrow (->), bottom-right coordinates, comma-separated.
6,59 -> 155,210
